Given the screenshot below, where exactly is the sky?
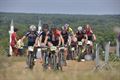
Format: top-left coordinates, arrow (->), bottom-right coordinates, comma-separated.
0,0 -> 120,15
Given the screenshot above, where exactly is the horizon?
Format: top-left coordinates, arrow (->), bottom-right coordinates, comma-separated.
0,11 -> 120,16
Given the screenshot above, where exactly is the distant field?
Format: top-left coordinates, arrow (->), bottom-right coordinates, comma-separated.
0,55 -> 120,80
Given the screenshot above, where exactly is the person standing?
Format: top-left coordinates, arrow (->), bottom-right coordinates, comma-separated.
10,28 -> 18,56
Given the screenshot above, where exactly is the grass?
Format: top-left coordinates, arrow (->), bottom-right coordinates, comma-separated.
0,54 -> 120,80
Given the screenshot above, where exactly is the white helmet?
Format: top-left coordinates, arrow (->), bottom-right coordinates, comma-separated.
77,26 -> 82,31
64,23 -> 69,29
29,25 -> 36,31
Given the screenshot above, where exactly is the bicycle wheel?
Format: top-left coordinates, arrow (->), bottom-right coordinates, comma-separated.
58,50 -> 64,71
28,52 -> 34,69
43,51 -> 49,70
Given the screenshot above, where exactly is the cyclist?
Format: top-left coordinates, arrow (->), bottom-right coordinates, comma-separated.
48,27 -> 64,47
64,23 -> 74,35
76,26 -> 88,43
35,24 -> 49,62
61,26 -> 69,45
63,24 -> 78,60
21,25 -> 38,51
63,23 -> 77,45
83,24 -> 96,56
61,26 -> 70,65
84,24 -> 96,46
46,27 -> 64,69
21,25 -> 38,67
75,26 -> 88,53
35,24 -> 49,46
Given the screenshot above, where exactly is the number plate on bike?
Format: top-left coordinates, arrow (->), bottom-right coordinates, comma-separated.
71,47 -> 75,51
78,41 -> 82,45
41,48 -> 47,50
87,40 -> 91,45
50,46 -> 57,51
28,46 -> 34,51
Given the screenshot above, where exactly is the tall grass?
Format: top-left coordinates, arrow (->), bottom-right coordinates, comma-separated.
0,54 -> 120,80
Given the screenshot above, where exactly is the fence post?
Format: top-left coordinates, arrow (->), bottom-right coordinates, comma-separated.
93,44 -> 100,71
95,44 -> 99,67
105,41 -> 110,63
101,41 -> 112,70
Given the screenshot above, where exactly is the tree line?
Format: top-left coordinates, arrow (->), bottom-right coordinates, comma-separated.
0,12 -> 120,48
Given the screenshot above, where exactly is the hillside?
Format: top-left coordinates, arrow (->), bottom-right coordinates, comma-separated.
0,12 -> 120,49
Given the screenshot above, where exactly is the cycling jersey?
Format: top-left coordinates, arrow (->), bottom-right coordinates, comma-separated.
67,27 -> 74,35
86,31 -> 93,41
76,31 -> 86,41
61,31 -> 69,45
39,31 -> 49,43
48,31 -> 60,46
25,31 -> 38,46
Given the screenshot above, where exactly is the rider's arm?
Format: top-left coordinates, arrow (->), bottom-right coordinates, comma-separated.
68,35 -> 71,45
21,36 -> 26,42
85,34 -> 88,40
21,32 -> 30,41
44,35 -> 48,45
60,35 -> 64,46
34,36 -> 40,46
44,32 -> 50,45
39,35 -> 42,45
84,34 -> 88,43
74,32 -> 77,37
58,36 -> 62,46
92,34 -> 96,41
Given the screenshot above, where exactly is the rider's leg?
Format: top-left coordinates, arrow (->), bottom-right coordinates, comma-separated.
12,47 -> 18,56
64,48 -> 67,66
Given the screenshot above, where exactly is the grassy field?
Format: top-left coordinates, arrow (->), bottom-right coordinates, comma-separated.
0,55 -> 120,80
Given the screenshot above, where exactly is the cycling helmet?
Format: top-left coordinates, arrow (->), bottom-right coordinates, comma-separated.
42,24 -> 49,30
64,23 -> 69,29
77,26 -> 82,31
29,25 -> 36,31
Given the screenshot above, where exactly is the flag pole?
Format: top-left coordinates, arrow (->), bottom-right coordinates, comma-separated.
37,20 -> 42,46
38,20 -> 42,33
9,19 -> 14,56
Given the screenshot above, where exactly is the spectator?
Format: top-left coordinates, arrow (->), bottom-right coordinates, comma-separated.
10,28 -> 18,56
17,36 -> 24,56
